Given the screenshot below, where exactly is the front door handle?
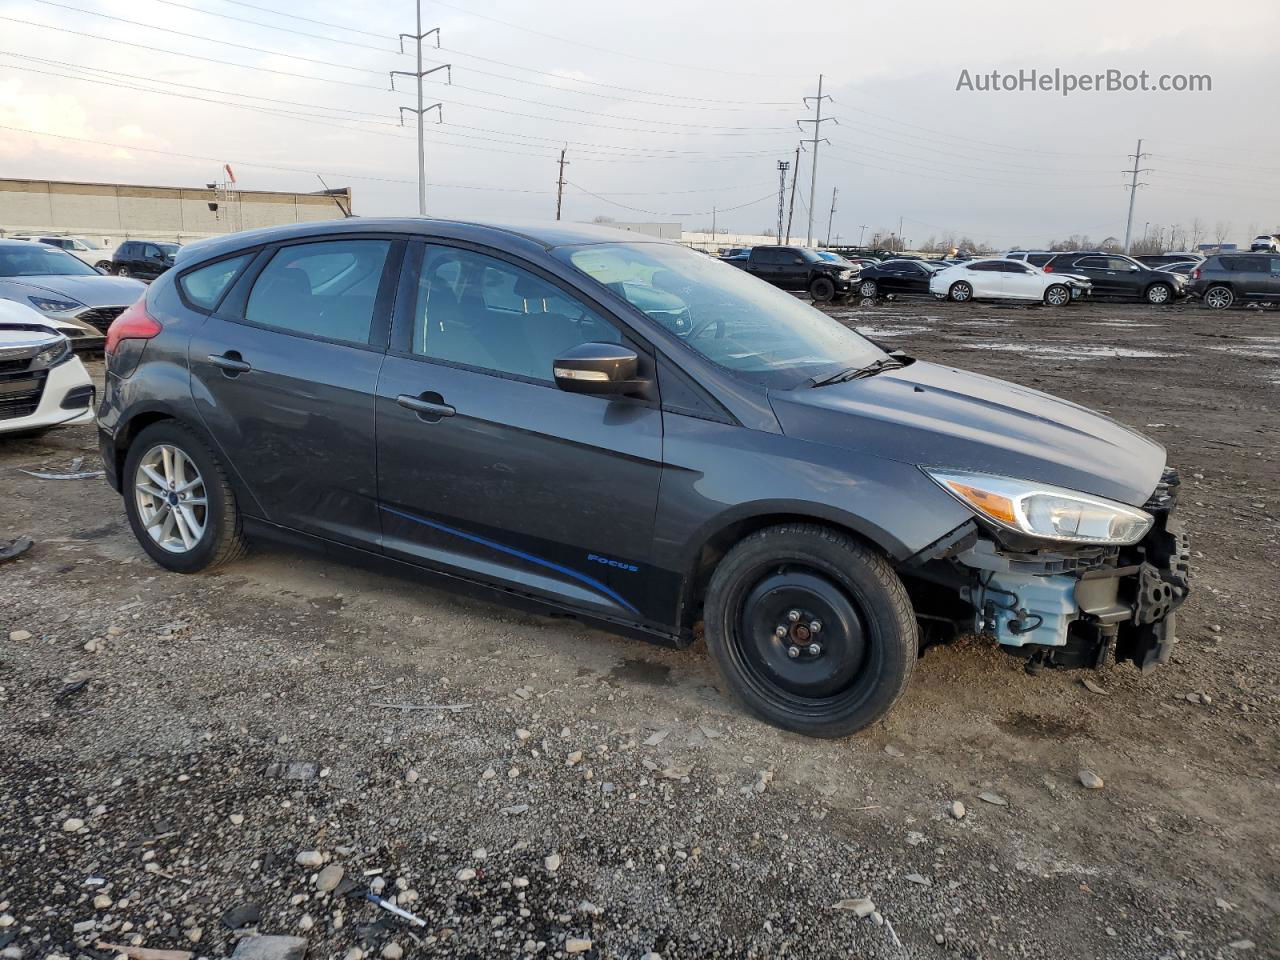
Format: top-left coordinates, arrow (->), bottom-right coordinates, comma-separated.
208,352 -> 251,375
397,393 -> 455,421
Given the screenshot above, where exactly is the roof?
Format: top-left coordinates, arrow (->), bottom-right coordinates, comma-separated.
174,217 -> 672,267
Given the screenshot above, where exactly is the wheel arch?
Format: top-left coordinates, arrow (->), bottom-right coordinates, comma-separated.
112,407 -> 264,518
674,502 -> 910,634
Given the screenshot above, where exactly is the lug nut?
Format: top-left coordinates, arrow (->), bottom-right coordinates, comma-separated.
787,609 -> 801,622
787,645 -> 800,659
809,620 -> 822,634
774,626 -> 788,638
807,643 -> 821,656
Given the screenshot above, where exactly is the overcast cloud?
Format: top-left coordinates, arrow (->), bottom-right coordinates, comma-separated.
1,0 -> 1277,248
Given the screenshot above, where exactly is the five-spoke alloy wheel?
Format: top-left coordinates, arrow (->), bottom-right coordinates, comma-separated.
123,422 -> 247,573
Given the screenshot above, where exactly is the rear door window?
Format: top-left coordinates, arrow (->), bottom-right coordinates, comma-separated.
245,239 -> 391,345
179,254 -> 253,311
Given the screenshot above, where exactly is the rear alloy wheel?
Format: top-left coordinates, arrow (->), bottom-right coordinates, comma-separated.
858,279 -> 878,298
123,421 -> 247,573
117,265 -> 132,278
1145,282 -> 1172,305
809,276 -> 837,303
948,281 -> 973,302
1204,285 -> 1234,309
1044,283 -> 1071,307
703,523 -> 918,738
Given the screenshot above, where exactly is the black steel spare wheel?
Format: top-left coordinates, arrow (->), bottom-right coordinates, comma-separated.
740,570 -> 867,699
704,523 -> 918,738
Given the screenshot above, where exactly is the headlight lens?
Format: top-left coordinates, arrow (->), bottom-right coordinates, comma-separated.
30,336 -> 72,369
838,269 -> 853,279
925,469 -> 1153,545
28,296 -> 81,314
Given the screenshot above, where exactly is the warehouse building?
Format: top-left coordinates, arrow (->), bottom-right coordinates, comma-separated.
0,177 -> 352,247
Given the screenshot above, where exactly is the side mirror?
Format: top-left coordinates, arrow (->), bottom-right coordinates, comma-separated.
553,342 -> 646,396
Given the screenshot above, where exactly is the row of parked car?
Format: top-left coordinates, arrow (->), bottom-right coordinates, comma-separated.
717,244 -> 1280,310
7,234 -> 180,279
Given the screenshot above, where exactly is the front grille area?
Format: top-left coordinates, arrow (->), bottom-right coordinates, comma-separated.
1144,467 -> 1181,515
0,368 -> 47,421
76,306 -> 127,333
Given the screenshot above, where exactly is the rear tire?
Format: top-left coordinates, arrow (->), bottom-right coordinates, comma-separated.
1044,284 -> 1071,307
116,265 -> 131,278
122,421 -> 247,573
703,523 -> 918,738
1204,285 -> 1233,309
948,281 -> 973,302
809,276 -> 837,303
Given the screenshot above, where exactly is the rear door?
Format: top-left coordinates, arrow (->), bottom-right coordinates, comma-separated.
374,240 -> 665,623
1069,256 -> 1119,296
188,235 -> 402,549
964,261 -> 1004,297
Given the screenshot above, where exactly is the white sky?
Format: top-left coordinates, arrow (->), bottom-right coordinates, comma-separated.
1,0 -> 1278,248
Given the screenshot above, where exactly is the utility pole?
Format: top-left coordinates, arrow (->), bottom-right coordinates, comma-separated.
775,159 -> 790,244
825,186 -> 838,247
711,205 -> 717,249
391,5 -> 449,215
798,74 -> 835,247
1122,138 -> 1151,254
858,224 -> 867,246
898,215 -> 903,251
785,146 -> 800,244
555,147 -> 569,220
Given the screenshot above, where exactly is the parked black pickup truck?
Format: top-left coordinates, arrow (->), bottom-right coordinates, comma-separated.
722,245 -> 855,302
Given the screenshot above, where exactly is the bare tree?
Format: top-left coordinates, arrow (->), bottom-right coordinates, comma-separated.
1214,220 -> 1232,247
1189,217 -> 1205,249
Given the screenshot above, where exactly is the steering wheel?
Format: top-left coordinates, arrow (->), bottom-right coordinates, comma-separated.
686,314 -> 726,341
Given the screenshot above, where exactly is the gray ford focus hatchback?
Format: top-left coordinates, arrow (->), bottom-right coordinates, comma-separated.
97,219 -> 1190,737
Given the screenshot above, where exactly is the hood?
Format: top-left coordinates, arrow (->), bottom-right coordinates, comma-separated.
0,274 -> 145,308
769,360 -> 1165,506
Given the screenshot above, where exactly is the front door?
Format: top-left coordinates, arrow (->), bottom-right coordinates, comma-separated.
375,241 -> 665,623
188,235 -> 401,549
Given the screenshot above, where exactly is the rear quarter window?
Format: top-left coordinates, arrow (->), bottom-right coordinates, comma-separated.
178,254 -> 253,311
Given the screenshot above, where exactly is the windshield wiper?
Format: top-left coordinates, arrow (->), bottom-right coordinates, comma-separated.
809,356 -> 904,387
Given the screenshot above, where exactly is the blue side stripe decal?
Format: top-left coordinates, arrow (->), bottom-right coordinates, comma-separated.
380,505 -> 640,615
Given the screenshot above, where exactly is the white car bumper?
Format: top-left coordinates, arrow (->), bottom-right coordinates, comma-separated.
0,354 -> 96,434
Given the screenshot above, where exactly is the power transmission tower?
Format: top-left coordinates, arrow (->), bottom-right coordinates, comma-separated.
555,148 -> 569,220
785,146 -> 800,244
798,74 -> 835,247
775,159 -> 790,244
1122,138 -> 1152,254
391,5 -> 450,215
825,187 -> 838,247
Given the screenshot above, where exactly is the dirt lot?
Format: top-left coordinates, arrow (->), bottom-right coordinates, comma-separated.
1,299 -> 1276,960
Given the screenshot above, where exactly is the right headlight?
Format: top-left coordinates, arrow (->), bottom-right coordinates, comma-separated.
925,469 -> 1153,545
30,336 -> 72,370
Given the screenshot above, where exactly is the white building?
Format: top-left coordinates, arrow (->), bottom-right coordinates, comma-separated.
0,177 -> 353,248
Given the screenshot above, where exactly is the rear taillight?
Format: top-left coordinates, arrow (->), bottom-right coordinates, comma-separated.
1043,265 -> 1053,272
105,298 -> 162,355
1191,267 -> 1201,280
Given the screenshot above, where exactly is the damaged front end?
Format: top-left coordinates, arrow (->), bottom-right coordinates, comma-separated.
906,468 -> 1191,671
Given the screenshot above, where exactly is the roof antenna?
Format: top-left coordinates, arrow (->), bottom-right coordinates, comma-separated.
316,174 -> 353,218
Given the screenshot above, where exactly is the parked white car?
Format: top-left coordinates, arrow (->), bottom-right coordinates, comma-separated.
9,235 -> 108,269
0,299 -> 95,436
928,258 -> 1090,306
1248,234 -> 1280,253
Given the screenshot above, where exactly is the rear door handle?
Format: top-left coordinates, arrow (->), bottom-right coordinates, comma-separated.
397,393 -> 455,419
208,353 -> 251,374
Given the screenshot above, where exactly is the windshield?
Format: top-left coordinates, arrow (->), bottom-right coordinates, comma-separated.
0,245 -> 101,277
557,242 -> 885,388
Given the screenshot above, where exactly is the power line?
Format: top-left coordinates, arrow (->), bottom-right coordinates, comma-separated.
422,0 -> 808,80
213,0 -> 398,42
567,183 -> 777,219
143,0 -> 400,53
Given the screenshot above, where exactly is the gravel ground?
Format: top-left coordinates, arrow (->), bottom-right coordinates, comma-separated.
1,299 -> 1276,960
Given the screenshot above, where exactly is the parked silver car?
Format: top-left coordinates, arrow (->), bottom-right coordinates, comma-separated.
0,238 -> 145,349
